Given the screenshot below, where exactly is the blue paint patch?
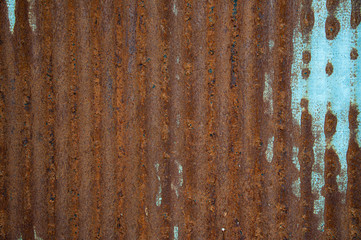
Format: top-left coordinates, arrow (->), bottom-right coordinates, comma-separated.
6,0 -> 16,33
330,1 -> 352,195
308,0 -> 327,231
174,226 -> 178,240
265,136 -> 274,163
291,0 -> 357,231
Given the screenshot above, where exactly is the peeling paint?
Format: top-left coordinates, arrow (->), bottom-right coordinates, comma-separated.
172,0 -> 178,16
5,0 -> 16,33
265,136 -> 274,163
155,163 -> 162,207
34,227 -> 42,240
263,72 -> 273,115
350,7 -> 361,147
291,0 -> 357,232
308,1 -> 327,231
174,226 -> 178,240
292,178 -> 301,198
292,146 -> 300,171
330,0 -> 351,195
27,0 -> 36,31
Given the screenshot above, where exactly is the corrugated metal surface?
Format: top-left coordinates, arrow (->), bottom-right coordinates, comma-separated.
0,0 -> 361,239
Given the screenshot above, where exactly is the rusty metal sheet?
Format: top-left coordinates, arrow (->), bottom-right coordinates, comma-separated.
0,0 -> 361,239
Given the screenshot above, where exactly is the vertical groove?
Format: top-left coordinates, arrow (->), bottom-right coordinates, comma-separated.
347,105 -> 361,239
299,99 -> 316,239
67,0 -> 80,238
76,1 -> 93,239
227,1 -> 244,238
0,2 -> 10,239
53,0 -> 69,238
183,1 -> 194,238
3,10 -> 20,236
205,0 -> 217,238
192,0 -> 208,239
241,1 -> 267,238
30,0 -> 47,238
298,0 -> 315,239
90,0 -> 101,238
16,0 -> 34,238
159,3 -> 171,238
99,0 -> 117,239
38,0 -> 56,237
114,0 -> 126,238
214,1 -> 231,239
167,0 -> 186,239
123,0 -> 140,238
273,0 -> 296,239
324,109 -> 341,239
145,0 -> 162,238
135,1 -> 148,238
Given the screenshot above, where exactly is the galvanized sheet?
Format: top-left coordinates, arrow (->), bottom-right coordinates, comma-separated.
0,0 -> 361,239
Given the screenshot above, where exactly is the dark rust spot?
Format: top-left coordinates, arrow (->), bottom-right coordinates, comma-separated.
347,104 -> 361,237
326,0 -> 340,13
324,109 -> 337,139
302,50 -> 311,64
301,98 -> 309,109
351,48 -> 358,60
300,7 -> 315,36
326,62 -> 334,76
325,16 -> 340,40
324,146 -> 341,240
302,68 -> 310,79
351,0 -> 361,29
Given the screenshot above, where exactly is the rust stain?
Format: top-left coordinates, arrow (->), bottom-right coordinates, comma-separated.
1,0 -> 361,239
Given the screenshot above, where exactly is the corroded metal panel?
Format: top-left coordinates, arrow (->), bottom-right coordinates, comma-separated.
0,0 -> 360,239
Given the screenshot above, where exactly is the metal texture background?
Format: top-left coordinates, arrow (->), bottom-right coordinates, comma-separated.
0,0 -> 361,239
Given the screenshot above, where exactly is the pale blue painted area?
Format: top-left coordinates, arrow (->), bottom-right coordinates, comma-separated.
331,1 -> 352,195
291,0 -> 359,232
291,28 -> 306,126
171,160 -> 183,198
352,24 -> 361,146
28,0 -> 37,31
265,136 -> 274,163
264,72 -> 274,116
356,30 -> 361,145
6,0 -> 16,33
34,227 -> 43,240
174,226 -> 179,240
290,2 -> 308,203
155,163 -> 162,207
292,146 -> 300,171
292,178 -> 301,198
308,1 -> 327,231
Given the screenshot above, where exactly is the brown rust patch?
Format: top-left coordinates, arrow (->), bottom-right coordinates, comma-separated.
302,50 -> 311,64
300,7 -> 314,37
299,98 -> 317,239
302,68 -> 310,79
326,0 -> 340,13
351,48 -> 358,60
325,16 -> 340,40
351,0 -> 361,29
346,104 -> 361,239
324,147 -> 341,240
325,62 -> 334,76
324,109 -> 337,140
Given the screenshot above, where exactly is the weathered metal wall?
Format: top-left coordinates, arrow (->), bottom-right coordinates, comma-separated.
0,0 -> 360,239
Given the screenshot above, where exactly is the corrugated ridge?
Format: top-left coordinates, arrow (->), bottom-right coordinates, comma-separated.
1,1 -> 361,239
0,2 -> 10,238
